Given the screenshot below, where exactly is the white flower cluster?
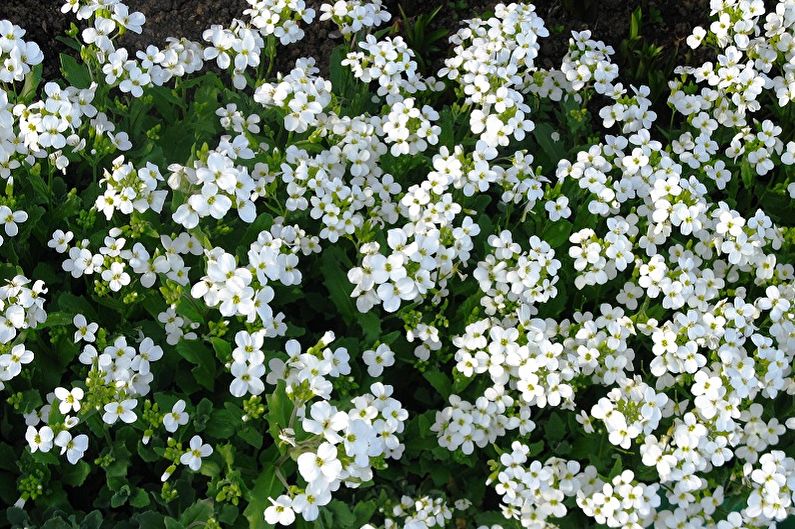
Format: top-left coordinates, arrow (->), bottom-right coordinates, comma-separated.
741,450 -> 795,523
589,377 -> 670,449
319,0 -> 391,36
80,3 -> 204,95
80,335 -> 163,402
95,155 -> 167,219
244,0 -> 315,45
405,322 -> 442,361
382,494 -> 456,529
343,35 -> 441,104
157,305 -> 200,345
440,3 -> 548,159
23,324 -> 164,467
190,220 -> 316,327
381,98 -> 440,157
569,220 -> 635,289
6,81 -> 100,165
170,146 -> 260,228
560,30 -> 619,94
73,0 -> 316,98
2,0 -> 793,525
0,275 -> 47,345
202,22 -> 265,90
0,276 -> 47,389
265,373 -> 408,525
432,392 -> 523,455
678,1 -> 777,119
254,58 -> 332,133
577,469 -> 660,529
474,231 -> 561,317
347,213 -> 480,313
0,20 -> 43,83
492,443 -> 590,526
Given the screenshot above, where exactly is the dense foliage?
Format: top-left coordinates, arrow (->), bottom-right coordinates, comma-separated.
1,0 -> 795,528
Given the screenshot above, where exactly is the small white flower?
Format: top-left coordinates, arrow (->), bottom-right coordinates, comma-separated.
103,399 -> 138,425
26,425 -> 54,453
265,495 -> 296,526
54,386 -> 84,414
180,435 -> 212,471
163,399 -> 190,433
73,314 -> 98,343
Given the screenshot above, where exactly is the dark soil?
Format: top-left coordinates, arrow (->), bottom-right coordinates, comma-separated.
2,0 -> 709,83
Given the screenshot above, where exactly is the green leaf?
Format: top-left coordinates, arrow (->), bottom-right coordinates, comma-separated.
163,517 -> 184,529
37,311 -> 74,330
110,485 -> 131,508
175,296 -> 205,324
320,246 -> 356,325
329,45 -> 353,99
210,337 -> 232,362
359,312 -> 382,344
79,511 -> 103,529
134,511 -> 165,529
324,501 -> 356,527
20,63 -> 43,103
423,370 -> 452,399
238,426 -> 264,449
57,292 -> 97,320
545,412 -> 566,442
439,108 -> 455,148
740,160 -> 754,190
532,123 -> 566,164
526,440 -> 544,457
129,489 -> 151,508
62,461 -> 91,487
219,504 -> 239,524
607,455 -> 623,479
266,380 -> 293,448
60,53 -> 91,88
135,511 -> 165,529
243,448 -> 283,529
175,340 -> 216,391
541,220 -> 573,248
6,507 -> 30,526
629,7 -> 642,40
205,405 -> 242,439
40,518 -> 72,529
179,499 -> 214,526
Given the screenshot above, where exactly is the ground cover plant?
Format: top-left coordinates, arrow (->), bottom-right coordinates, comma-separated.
1,0 -> 795,528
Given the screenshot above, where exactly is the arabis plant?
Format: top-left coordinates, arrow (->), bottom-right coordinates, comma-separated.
1,1 -> 795,529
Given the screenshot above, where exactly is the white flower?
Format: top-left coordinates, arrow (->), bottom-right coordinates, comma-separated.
180,435 -> 212,471
545,197 -> 571,221
55,431 -> 89,464
297,442 -> 342,484
686,26 -> 707,49
26,425 -> 54,453
362,343 -> 395,377
0,206 -> 27,236
103,399 -> 138,425
302,401 -> 348,443
73,314 -> 98,343
54,386 -> 84,414
163,399 -> 190,433
229,361 -> 266,397
48,229 -> 74,253
101,262 -> 131,292
265,495 -> 296,526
